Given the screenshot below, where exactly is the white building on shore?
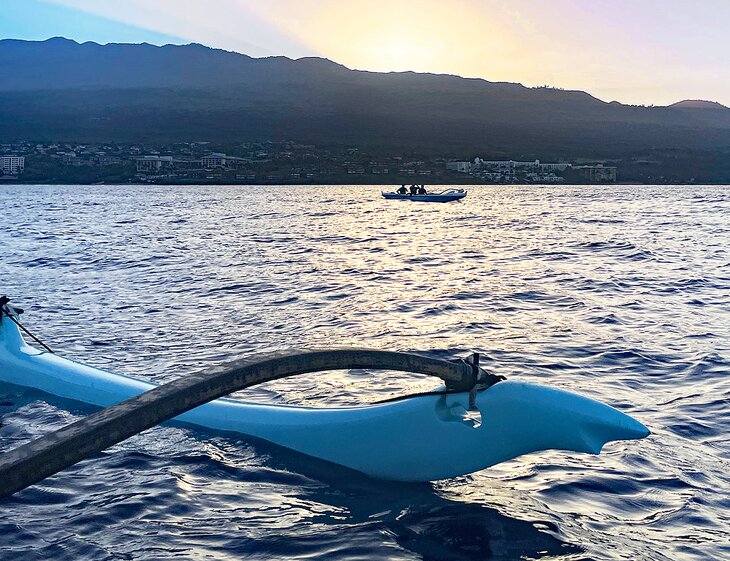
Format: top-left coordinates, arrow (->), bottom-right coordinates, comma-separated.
573,164 -> 617,182
201,153 -> 227,168
447,157 -> 573,183
474,158 -> 571,173
446,161 -> 473,173
1,156 -> 24,175
136,155 -> 174,172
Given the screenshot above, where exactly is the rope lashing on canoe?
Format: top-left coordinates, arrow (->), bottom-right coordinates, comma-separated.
466,353 -> 506,410
0,346 -> 499,499
0,296 -> 54,354
373,353 -> 505,406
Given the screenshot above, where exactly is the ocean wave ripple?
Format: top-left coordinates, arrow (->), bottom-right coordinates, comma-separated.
0,184 -> 729,561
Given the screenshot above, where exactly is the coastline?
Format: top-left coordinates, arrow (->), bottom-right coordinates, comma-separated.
1,179 -> 721,186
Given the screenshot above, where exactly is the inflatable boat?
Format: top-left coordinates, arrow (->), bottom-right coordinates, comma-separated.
382,188 -> 467,202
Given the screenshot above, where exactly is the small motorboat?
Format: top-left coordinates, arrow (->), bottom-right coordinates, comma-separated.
382,188 -> 467,202
0,306 -> 648,482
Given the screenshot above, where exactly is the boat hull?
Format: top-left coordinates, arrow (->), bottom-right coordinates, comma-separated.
0,316 -> 648,481
382,190 -> 467,202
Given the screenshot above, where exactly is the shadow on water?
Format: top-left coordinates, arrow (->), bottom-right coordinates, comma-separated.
204,425 -> 585,561
306,477 -> 583,560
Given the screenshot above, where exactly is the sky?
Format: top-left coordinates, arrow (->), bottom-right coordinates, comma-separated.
2,0 -> 728,106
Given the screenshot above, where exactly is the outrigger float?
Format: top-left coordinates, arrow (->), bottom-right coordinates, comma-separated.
0,298 -> 648,497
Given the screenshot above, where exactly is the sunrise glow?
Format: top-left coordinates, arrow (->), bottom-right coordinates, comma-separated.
2,0 -> 729,105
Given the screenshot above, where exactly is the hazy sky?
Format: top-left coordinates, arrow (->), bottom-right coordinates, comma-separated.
3,0 -> 728,106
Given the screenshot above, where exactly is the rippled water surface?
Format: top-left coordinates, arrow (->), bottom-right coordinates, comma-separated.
0,184 -> 729,561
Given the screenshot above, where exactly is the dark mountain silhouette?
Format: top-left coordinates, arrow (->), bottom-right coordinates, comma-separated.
670,99 -> 727,110
1,37 -> 729,159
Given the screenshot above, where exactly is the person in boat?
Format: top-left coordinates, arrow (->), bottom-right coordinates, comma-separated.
409,184 -> 418,195
417,185 -> 427,194
396,184 -> 408,194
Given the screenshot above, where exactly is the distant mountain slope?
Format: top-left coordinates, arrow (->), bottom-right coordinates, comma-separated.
1,38 -> 729,157
0,37 -> 349,91
670,99 -> 728,110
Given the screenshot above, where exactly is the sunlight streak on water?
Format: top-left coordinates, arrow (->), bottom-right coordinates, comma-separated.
0,184 -> 728,560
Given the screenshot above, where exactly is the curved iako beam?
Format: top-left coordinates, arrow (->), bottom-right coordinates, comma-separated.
0,348 -> 476,499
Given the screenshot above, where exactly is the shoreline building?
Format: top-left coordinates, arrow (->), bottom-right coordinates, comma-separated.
136,155 -> 174,173
201,153 -> 227,168
448,157 -> 572,183
446,161 -> 473,173
573,164 -> 617,183
200,153 -> 249,169
475,159 -> 572,173
1,156 -> 24,175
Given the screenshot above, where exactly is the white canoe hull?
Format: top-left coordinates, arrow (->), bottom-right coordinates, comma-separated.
0,316 -> 648,481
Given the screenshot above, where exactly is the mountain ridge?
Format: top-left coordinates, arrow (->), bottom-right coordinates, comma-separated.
0,37 -> 728,159
4,37 -> 726,110
0,37 -> 620,104
670,99 -> 728,110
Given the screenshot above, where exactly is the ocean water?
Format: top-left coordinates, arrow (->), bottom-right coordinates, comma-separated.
0,184 -> 728,561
